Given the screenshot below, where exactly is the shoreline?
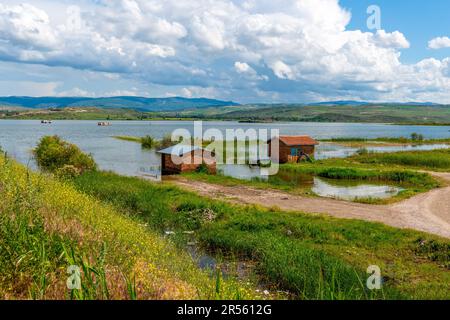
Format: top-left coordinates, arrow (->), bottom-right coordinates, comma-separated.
1,117 -> 450,126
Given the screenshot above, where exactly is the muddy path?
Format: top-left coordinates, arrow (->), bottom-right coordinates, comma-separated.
170,172 -> 450,239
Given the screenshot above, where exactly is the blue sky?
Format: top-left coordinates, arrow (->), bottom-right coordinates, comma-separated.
341,0 -> 450,63
0,0 -> 449,103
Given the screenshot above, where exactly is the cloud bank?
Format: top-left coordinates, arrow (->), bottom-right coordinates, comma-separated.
0,0 -> 449,103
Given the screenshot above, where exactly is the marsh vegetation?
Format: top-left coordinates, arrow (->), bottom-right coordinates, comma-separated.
1,135 -> 449,300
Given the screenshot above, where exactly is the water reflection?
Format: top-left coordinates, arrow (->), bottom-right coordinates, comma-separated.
315,143 -> 449,160
312,177 -> 402,200
218,165 -> 403,201
218,164 -> 269,181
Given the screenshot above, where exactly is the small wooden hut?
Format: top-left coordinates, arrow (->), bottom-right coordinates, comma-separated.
268,135 -> 319,163
158,145 -> 216,175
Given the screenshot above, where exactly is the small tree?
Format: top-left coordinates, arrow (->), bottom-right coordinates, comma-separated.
34,135 -> 96,175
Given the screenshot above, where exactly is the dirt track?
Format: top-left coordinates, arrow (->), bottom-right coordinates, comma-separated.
171,172 -> 450,239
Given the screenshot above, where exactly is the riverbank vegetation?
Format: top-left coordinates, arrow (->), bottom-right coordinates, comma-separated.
2,104 -> 450,125
2,135 -> 450,300
71,170 -> 450,299
113,135 -> 177,150
320,135 -> 450,146
183,162 -> 440,204
351,149 -> 450,171
153,104 -> 450,125
34,135 -> 97,177
0,155 -> 256,300
1,107 -> 147,121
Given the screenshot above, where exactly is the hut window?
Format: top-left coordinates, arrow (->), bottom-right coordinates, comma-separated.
290,148 -> 297,156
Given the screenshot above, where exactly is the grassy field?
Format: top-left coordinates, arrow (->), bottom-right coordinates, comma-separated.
2,104 -> 450,124
71,170 -> 450,299
0,107 -> 148,121
2,137 -> 450,300
154,104 -> 450,125
320,137 -> 450,146
0,156 -> 257,300
352,149 -> 450,171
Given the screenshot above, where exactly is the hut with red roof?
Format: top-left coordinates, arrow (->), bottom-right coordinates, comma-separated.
268,135 -> 319,163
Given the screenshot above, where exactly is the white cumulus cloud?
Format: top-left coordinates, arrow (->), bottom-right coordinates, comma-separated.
0,0 -> 449,103
428,36 -> 450,50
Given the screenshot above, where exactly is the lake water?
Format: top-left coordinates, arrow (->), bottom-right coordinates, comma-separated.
1,120 -> 449,177
315,142 -> 450,160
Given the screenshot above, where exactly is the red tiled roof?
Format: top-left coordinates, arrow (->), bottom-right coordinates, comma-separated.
274,135 -> 319,146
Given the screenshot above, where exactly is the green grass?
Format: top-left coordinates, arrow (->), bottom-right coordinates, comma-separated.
155,104 -> 450,124
71,170 -> 450,299
114,135 -> 159,149
320,137 -> 450,145
113,135 -> 177,150
4,103 -> 450,124
0,107 -> 148,121
352,149 -> 450,171
0,156 -> 256,300
281,164 -> 438,185
182,162 -> 441,204
281,162 -> 441,203
113,136 -> 143,143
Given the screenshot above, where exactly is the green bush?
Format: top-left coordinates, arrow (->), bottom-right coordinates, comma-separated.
196,162 -> 211,174
141,135 -> 156,149
55,164 -> 81,179
34,135 -> 97,174
356,147 -> 369,156
411,133 -> 424,142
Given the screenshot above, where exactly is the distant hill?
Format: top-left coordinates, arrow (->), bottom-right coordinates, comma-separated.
309,101 -> 442,106
0,96 -> 239,111
309,101 -> 371,106
155,103 -> 450,124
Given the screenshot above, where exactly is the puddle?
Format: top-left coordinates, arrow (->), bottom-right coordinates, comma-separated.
186,240 -> 256,281
218,164 -> 269,181
315,143 -> 449,160
312,177 -> 403,201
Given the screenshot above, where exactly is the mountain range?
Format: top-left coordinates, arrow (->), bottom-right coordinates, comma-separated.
0,96 -> 446,112
0,96 -> 239,112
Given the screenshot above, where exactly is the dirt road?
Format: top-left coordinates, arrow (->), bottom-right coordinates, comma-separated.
171,172 -> 450,239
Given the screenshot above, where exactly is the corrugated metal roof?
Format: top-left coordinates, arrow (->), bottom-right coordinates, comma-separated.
157,144 -> 203,156
272,136 -> 319,146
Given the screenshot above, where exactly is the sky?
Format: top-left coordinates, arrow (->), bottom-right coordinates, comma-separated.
0,0 -> 450,103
